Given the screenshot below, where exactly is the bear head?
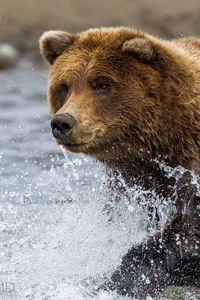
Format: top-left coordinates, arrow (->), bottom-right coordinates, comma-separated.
40,28 -> 200,170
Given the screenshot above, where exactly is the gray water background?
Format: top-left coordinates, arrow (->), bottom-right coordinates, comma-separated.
0,61 -> 200,300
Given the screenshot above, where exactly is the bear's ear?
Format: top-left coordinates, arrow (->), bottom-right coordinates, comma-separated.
39,30 -> 75,64
122,37 -> 156,62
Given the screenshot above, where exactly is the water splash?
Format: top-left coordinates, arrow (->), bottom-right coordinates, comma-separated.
1,64 -> 200,299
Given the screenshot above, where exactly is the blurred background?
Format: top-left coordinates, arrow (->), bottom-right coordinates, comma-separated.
0,0 -> 200,67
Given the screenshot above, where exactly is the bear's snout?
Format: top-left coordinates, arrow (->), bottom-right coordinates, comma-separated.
51,113 -> 76,141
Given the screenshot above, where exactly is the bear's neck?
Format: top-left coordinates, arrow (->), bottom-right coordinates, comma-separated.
98,155 -> 177,194
97,153 -> 161,182
96,141 -> 200,185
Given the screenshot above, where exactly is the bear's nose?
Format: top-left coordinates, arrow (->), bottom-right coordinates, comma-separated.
51,113 -> 76,139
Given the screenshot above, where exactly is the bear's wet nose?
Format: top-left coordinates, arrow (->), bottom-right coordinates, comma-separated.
51,113 -> 76,139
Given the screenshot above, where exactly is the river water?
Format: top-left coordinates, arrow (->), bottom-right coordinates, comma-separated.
0,61 -> 199,300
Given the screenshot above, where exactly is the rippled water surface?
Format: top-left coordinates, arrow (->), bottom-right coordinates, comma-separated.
0,62 -> 200,300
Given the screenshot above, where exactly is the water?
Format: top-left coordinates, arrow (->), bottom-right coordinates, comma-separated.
0,62 -> 199,300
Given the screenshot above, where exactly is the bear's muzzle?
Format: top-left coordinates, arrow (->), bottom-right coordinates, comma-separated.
51,113 -> 76,142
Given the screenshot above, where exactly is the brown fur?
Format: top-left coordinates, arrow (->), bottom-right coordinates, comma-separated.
40,27 -> 200,298
40,28 -> 200,172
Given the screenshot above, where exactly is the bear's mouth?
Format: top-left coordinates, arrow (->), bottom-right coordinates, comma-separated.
61,142 -> 89,153
62,142 -> 86,147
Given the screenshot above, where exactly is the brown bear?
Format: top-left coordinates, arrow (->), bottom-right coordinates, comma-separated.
39,27 -> 200,298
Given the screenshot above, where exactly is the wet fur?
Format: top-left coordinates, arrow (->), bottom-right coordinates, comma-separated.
40,27 -> 200,298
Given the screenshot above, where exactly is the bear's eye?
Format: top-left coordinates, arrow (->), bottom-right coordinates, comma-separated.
93,79 -> 111,94
60,83 -> 69,95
